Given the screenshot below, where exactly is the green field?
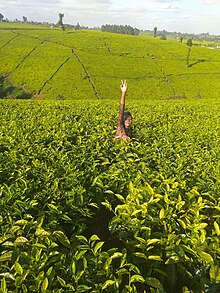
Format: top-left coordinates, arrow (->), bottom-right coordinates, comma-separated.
1,23 -> 220,100
0,24 -> 220,293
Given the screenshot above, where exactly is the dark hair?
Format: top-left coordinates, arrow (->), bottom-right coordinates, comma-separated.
123,111 -> 132,121
125,127 -> 132,138
123,111 -> 132,138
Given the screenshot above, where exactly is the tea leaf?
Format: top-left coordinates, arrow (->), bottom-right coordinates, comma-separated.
115,193 -> 125,203
57,276 -> 67,287
41,277 -> 48,292
210,265 -> 220,282
147,239 -> 160,246
199,252 -> 214,264
75,250 -> 87,261
53,231 -> 70,247
14,220 -> 29,226
0,273 -> 15,281
165,255 -> 179,264
0,251 -> 13,262
110,252 -> 123,259
102,280 -> 115,290
89,235 -> 100,242
145,277 -> 164,292
159,208 -> 165,219
76,235 -> 88,244
133,252 -> 147,259
178,219 -> 186,229
14,237 -> 29,246
214,221 -> 220,236
195,223 -> 208,230
93,241 -> 104,254
76,285 -> 93,292
148,255 -> 163,261
181,245 -> 197,256
1,277 -> 7,293
130,274 -> 145,283
35,228 -> 51,237
13,262 -> 23,275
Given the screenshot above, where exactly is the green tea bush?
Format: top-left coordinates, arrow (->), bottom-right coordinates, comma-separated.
0,99 -> 220,292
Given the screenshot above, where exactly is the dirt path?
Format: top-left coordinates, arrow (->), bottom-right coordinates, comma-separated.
148,54 -> 177,96
71,49 -> 100,99
0,35 -> 18,50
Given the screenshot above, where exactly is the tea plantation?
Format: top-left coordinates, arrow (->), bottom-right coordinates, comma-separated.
1,23 -> 220,100
0,24 -> 220,293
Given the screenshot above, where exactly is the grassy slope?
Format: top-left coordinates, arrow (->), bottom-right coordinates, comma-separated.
0,23 -> 220,100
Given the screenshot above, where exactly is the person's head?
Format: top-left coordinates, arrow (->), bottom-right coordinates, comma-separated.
123,112 -> 132,129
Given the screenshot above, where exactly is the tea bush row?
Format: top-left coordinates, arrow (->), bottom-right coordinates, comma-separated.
0,99 -> 220,292
1,27 -> 220,100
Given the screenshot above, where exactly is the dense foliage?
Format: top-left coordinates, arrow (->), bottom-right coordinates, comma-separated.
0,99 -> 220,292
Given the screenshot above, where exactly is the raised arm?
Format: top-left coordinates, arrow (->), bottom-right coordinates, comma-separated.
116,80 -> 128,138
120,79 -> 127,97
117,80 -> 127,129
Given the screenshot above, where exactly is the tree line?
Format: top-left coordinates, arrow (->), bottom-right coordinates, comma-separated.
101,24 -> 140,36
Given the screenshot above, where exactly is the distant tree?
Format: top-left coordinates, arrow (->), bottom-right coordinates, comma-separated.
160,34 -> 167,40
186,38 -> 193,47
179,36 -> 183,43
154,27 -> 157,37
186,38 -> 193,67
23,16 -> 28,23
75,22 -> 80,30
57,13 -> 65,31
101,24 -> 139,36
0,13 -> 4,21
133,27 -> 139,35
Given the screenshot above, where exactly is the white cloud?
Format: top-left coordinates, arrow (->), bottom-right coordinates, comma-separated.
160,2 -> 181,12
79,0 -> 112,3
179,14 -> 191,19
151,0 -> 177,2
200,0 -> 220,4
5,0 -> 61,3
1,0 -> 220,34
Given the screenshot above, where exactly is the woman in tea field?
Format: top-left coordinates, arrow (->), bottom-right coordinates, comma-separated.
116,80 -> 133,140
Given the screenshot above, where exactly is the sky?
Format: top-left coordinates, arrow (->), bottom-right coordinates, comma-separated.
1,0 -> 220,35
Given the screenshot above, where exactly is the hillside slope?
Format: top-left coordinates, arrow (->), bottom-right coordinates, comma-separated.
0,23 -> 220,100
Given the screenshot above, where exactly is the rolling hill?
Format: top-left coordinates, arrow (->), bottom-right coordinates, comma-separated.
1,23 -> 220,100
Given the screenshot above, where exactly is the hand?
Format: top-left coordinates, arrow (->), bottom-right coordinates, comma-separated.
120,80 -> 127,94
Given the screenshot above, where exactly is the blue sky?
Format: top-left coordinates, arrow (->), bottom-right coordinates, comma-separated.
1,0 -> 220,34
